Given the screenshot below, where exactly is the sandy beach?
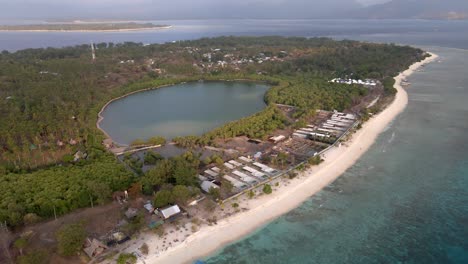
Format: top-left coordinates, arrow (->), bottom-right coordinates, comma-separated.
116,52 -> 438,264
0,26 -> 172,33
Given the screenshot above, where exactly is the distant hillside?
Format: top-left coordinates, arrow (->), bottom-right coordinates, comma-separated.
350,0 -> 468,20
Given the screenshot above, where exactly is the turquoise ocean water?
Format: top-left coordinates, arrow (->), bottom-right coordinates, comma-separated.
204,49 -> 468,264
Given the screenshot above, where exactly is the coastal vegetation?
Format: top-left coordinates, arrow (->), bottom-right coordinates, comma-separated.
263,184 -> 273,194
55,223 -> 87,256
117,253 -> 137,264
0,36 -> 426,229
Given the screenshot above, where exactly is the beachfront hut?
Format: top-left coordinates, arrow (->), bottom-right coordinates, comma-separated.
83,238 -> 108,258
224,162 -> 235,169
223,175 -> 247,189
309,132 -> 330,138
159,205 -> 181,220
253,162 -> 276,174
198,174 -> 208,181
143,202 -> 154,213
293,133 -> 307,139
232,170 -> 257,184
269,135 -> 286,144
243,166 -> 267,179
239,156 -> 252,163
201,181 -> 219,193
204,169 -> 218,177
229,160 -> 243,167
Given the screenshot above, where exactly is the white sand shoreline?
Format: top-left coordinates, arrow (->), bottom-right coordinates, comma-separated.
0,25 -> 172,33
123,52 -> 438,264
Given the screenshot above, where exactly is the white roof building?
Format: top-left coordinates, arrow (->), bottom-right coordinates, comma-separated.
269,135 -> 286,143
232,170 -> 257,184
201,181 -> 219,193
243,166 -> 266,179
223,175 -> 247,189
224,162 -> 235,169
229,160 -> 242,167
204,169 -> 218,177
239,156 -> 252,163
253,162 -> 276,173
160,205 -> 181,220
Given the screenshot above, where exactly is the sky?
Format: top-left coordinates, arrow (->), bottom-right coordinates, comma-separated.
0,0 -> 392,20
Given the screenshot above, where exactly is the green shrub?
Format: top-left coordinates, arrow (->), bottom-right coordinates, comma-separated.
263,184 -> 272,194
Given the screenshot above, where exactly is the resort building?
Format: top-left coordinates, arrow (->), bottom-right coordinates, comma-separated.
159,205 -> 181,220
201,181 -> 219,193
269,135 -> 286,143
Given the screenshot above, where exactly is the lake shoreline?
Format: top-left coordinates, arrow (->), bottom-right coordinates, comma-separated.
96,79 -> 270,148
96,82 -> 179,147
121,52 -> 438,264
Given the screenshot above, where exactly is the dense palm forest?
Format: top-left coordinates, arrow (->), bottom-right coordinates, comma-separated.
0,36 -> 426,227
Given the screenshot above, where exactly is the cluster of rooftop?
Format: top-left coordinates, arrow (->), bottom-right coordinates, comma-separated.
199,156 -> 280,195
191,48 -> 287,72
329,78 -> 377,86
293,111 -> 357,143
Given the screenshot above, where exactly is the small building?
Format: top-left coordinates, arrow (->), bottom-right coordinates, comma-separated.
223,162 -> 235,169
204,169 -> 218,177
143,202 -> 154,213
124,208 -> 138,219
239,156 -> 252,163
228,160 -> 242,167
248,138 -> 263,144
83,238 -> 108,258
198,174 -> 208,181
223,175 -> 247,190
253,152 -> 262,159
107,232 -> 130,246
269,135 -> 286,144
159,205 -> 181,220
201,181 -> 219,193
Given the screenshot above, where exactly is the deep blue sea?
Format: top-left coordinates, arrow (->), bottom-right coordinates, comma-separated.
2,19 -> 467,264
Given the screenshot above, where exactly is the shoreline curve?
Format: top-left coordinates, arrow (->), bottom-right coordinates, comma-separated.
96,79 -> 270,147
96,83 -> 179,147
133,52 -> 438,264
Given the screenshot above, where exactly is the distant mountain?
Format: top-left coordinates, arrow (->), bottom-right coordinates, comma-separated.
350,0 -> 468,20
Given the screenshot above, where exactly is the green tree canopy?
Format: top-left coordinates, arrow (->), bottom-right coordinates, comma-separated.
56,223 -> 87,256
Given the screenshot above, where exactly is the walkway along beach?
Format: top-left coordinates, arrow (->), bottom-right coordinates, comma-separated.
119,52 -> 438,264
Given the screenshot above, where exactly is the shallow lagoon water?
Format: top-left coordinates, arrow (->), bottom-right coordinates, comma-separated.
99,81 -> 269,145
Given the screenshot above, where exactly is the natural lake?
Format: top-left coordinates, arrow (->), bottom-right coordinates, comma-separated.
98,81 -> 269,145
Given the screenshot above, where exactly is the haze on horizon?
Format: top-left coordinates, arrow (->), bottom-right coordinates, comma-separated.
1,0 -> 390,20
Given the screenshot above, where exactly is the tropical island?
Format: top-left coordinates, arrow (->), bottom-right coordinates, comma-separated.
0,37 -> 434,264
0,22 -> 171,32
